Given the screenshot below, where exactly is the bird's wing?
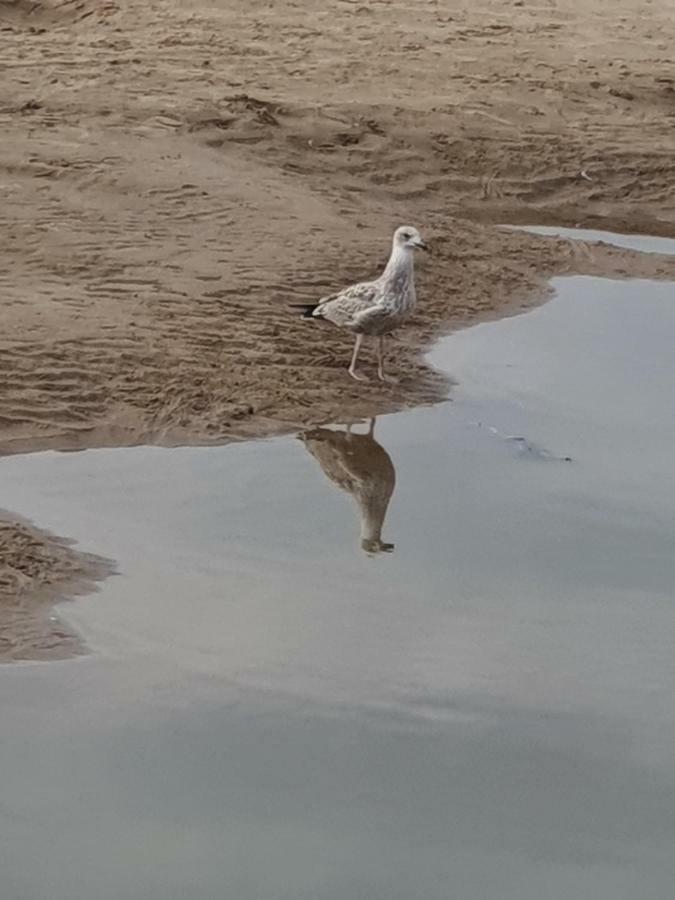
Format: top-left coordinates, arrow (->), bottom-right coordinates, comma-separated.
350,303 -> 392,333
313,281 -> 380,328
302,430 -> 393,489
302,432 -> 360,493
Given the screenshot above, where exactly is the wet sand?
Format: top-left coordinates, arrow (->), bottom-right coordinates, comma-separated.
0,513 -> 112,661
1,0 -> 675,457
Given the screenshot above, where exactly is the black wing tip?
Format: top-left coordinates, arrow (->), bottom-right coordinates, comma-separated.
289,303 -> 321,319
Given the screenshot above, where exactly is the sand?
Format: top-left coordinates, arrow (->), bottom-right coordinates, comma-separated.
0,514 -> 113,660
1,0 -> 675,645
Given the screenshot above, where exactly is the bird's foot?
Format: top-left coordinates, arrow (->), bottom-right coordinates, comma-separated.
348,368 -> 369,382
377,372 -> 399,384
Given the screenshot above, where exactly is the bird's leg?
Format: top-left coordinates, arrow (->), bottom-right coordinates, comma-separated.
348,333 -> 368,381
376,336 -> 385,381
377,335 -> 398,383
368,417 -> 376,436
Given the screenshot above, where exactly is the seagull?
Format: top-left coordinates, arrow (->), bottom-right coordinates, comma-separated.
299,418 -> 396,553
292,225 -> 428,381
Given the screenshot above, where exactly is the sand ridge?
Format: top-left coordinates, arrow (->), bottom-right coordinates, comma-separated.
1,0 -> 675,649
0,514 -> 113,661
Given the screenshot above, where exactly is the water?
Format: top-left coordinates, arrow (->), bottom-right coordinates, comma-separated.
504,223 -> 675,255
1,230 -> 675,899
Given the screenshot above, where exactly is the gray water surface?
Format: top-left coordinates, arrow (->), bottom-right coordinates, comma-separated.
1,231 -> 675,900
506,223 -> 675,255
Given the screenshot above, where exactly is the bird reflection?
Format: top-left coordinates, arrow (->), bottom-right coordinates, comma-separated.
299,417 -> 395,554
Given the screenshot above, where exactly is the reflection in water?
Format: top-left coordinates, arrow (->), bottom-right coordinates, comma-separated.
299,418 -> 396,554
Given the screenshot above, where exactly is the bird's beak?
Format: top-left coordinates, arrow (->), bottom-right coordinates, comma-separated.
414,239 -> 429,252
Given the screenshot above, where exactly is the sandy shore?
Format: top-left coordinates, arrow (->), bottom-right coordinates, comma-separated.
1,0 -> 675,649
0,514 -> 113,660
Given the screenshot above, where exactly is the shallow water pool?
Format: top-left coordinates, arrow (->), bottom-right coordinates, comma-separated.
1,230 -> 675,900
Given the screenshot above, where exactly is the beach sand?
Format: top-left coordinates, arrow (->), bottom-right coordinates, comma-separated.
0,514 -> 112,660
1,0 -> 675,644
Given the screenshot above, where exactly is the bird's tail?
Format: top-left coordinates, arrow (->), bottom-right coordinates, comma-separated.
289,302 -> 320,319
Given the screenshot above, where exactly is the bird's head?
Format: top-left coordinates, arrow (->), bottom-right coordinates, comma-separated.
393,225 -> 428,252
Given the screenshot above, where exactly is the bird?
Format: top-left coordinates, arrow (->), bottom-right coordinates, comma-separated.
292,225 -> 428,381
299,417 -> 396,554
